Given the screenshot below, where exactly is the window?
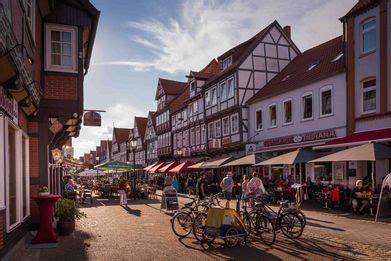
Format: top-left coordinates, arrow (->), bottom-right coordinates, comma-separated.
220,82 -> 227,101
208,122 -> 214,139
255,110 -> 262,130
215,120 -> 221,137
230,114 -> 239,134
7,124 -> 17,228
45,24 -> 77,72
205,91 -> 211,107
362,79 -> 376,113
190,81 -> 195,92
193,101 -> 198,114
196,126 -> 200,144
222,56 -> 232,69
201,124 -> 206,143
222,117 -> 230,135
302,93 -> 313,120
283,99 -> 292,124
320,86 -> 333,116
25,0 -> 35,36
190,128 -> 195,146
362,18 -> 376,53
227,78 -> 235,98
211,88 -> 217,105
269,104 -> 277,127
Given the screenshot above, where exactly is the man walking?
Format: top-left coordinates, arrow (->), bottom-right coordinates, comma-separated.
220,172 -> 234,209
118,176 -> 128,206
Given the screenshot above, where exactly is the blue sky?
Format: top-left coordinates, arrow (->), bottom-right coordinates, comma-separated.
75,0 -> 356,158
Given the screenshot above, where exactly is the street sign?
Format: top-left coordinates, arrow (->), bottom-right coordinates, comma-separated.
83,110 -> 101,126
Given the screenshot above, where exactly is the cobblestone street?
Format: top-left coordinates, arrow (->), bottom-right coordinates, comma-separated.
10,196 -> 391,261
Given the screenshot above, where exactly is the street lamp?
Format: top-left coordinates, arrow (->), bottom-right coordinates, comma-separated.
130,139 -> 137,192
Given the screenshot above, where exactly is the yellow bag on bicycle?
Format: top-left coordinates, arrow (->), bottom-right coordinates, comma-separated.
206,206 -> 225,228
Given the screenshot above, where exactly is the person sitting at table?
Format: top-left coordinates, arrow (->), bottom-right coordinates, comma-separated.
64,179 -> 76,200
352,179 -> 370,214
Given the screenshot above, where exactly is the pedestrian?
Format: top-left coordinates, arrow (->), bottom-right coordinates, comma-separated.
242,175 -> 250,199
248,172 -> 267,207
220,172 -> 234,208
64,179 -> 76,200
173,175 -> 179,192
164,173 -> 173,187
197,173 -> 207,200
186,176 -> 194,195
118,176 -> 128,206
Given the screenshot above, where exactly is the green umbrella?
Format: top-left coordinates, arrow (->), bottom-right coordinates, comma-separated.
94,160 -> 133,171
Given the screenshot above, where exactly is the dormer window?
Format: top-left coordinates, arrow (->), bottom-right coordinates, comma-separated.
190,81 -> 195,92
45,23 -> 77,73
222,56 -> 232,70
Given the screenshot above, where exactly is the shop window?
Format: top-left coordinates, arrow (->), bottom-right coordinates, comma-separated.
283,99 -> 292,124
302,93 -> 313,120
45,23 -> 78,73
320,85 -> 333,117
222,117 -> 230,136
362,78 -> 376,113
269,104 -> 277,127
255,110 -> 262,130
362,18 -> 376,54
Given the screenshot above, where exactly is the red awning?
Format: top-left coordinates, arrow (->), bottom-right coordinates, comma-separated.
148,162 -> 167,173
143,162 -> 159,171
316,128 -> 391,149
168,161 -> 198,174
157,162 -> 178,173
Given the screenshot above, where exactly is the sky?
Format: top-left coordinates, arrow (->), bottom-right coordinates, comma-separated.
75,0 -> 357,158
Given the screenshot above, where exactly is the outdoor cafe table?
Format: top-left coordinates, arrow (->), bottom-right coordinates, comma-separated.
31,194 -> 61,244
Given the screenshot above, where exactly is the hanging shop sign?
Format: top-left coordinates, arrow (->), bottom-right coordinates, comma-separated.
245,143 -> 257,155
83,110 -> 101,126
49,119 -> 63,134
0,86 -> 18,123
263,129 -> 336,147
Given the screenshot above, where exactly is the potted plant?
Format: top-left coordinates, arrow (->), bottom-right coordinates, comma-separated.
56,199 -> 86,236
38,185 -> 50,196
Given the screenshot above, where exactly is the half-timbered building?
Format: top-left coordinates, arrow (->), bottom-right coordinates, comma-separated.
154,78 -> 186,159
145,111 -> 158,165
132,116 -> 148,167
112,127 -> 131,162
203,21 -> 300,157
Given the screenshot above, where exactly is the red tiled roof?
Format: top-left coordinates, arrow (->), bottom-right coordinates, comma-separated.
135,116 -> 148,141
192,59 -> 221,80
169,86 -> 190,113
248,36 -> 344,104
341,0 -> 379,21
159,78 -> 187,95
114,128 -> 131,144
322,128 -> 391,148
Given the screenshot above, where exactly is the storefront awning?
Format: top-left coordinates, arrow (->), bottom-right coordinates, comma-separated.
200,156 -> 235,169
148,162 -> 166,173
255,149 -> 319,166
169,161 -> 198,174
188,161 -> 206,169
157,162 -> 178,173
221,154 -> 265,167
315,128 -> 391,149
143,162 -> 159,172
310,142 -> 391,162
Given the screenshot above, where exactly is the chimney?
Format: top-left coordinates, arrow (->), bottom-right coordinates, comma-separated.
283,25 -> 291,39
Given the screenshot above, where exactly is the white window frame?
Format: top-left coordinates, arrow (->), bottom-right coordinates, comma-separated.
190,81 -> 195,92
21,132 -> 30,220
361,78 -> 377,114
301,92 -> 313,121
25,0 -> 36,41
215,120 -> 221,138
227,77 -> 235,98
190,127 -> 195,146
195,125 -> 200,145
222,56 -> 232,70
205,91 -> 211,107
282,98 -> 293,125
230,113 -> 239,134
222,116 -> 230,136
220,81 -> 227,101
269,103 -> 277,128
361,18 -> 376,54
211,87 -> 217,105
45,23 -> 78,73
201,124 -> 206,143
255,109 -> 263,130
319,85 -> 333,117
208,122 -> 214,139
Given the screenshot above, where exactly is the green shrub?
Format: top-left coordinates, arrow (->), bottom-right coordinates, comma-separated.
57,199 -> 86,222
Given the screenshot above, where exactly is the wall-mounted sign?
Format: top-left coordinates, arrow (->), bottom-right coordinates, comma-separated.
245,143 -> 257,155
222,137 -> 231,146
49,119 -> 63,134
263,129 -> 336,147
0,86 -> 18,123
83,111 -> 101,126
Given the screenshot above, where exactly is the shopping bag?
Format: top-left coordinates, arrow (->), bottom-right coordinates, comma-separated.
206,207 -> 225,228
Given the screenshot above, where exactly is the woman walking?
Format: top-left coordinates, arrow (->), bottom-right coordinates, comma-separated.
118,176 -> 128,206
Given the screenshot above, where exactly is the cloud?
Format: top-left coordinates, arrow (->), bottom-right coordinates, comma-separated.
98,0 -> 355,74
74,103 -> 146,157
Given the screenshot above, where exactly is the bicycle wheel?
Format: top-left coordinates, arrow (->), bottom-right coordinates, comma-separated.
255,215 -> 276,246
224,227 -> 240,248
192,213 -> 207,242
295,210 -> 306,228
239,211 -> 251,235
280,212 -> 304,239
171,212 -> 193,238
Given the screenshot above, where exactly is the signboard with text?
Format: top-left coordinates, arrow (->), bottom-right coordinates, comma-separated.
263,129 -> 336,147
83,111 -> 102,126
0,86 -> 18,123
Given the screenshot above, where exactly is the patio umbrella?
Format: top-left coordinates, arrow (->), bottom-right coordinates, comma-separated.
255,149 -> 319,184
76,169 -> 104,177
94,160 -> 133,171
310,142 -> 391,191
221,154 -> 265,167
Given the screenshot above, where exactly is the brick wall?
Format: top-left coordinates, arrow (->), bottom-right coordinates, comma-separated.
29,138 -> 39,178
18,109 -> 28,133
44,75 -> 78,100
